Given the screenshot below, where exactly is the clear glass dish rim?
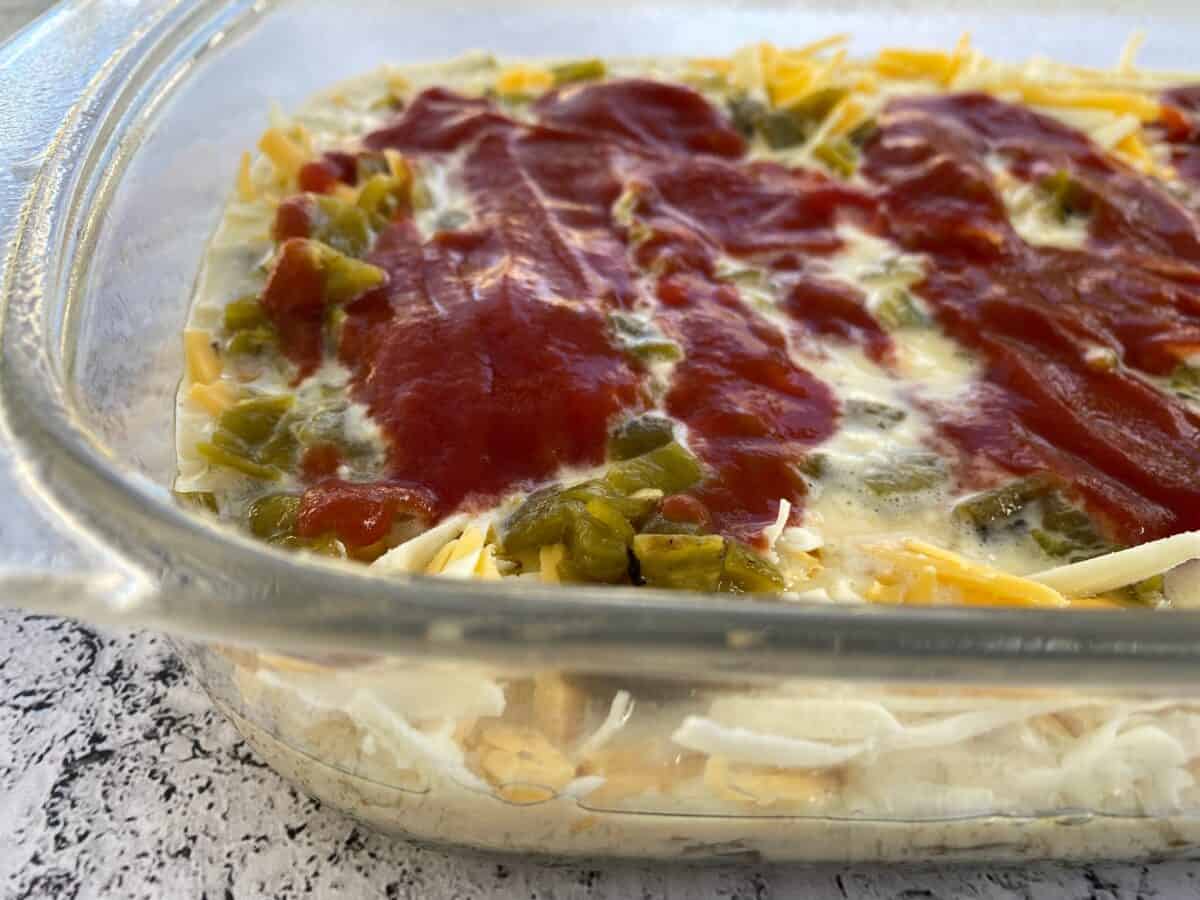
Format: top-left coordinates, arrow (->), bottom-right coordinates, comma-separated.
5,0 -> 1200,684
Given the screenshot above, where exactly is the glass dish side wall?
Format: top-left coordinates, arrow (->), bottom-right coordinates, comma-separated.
184,641 -> 1200,861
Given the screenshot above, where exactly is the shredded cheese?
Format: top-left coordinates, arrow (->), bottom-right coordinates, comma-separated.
1015,83 -> 1161,123
235,151 -> 256,202
1031,532 -> 1200,597
873,48 -> 962,86
183,330 -> 221,385
703,756 -> 839,810
473,722 -> 577,804
258,127 -> 309,179
495,65 -> 553,97
867,539 -> 1069,608
188,381 -> 237,416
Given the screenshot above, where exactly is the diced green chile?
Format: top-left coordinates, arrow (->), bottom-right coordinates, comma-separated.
634,534 -> 727,592
562,499 -> 635,583
727,95 -> 767,138
633,534 -> 785,594
787,87 -> 847,122
248,493 -> 301,540
317,243 -> 388,303
608,415 -> 676,461
847,118 -> 878,147
759,110 -> 808,149
639,513 -> 708,536
862,452 -> 944,496
196,442 -> 281,480
609,312 -> 682,363
1032,493 -> 1115,562
552,59 -> 606,85
873,288 -> 930,330
844,398 -> 905,430
953,475 -> 1055,528
1041,170 -> 1092,222
355,152 -> 391,182
813,137 -> 858,177
756,87 -> 849,150
202,395 -> 298,478
1170,365 -> 1200,402
218,395 -> 294,446
502,478 -> 659,556
313,196 -> 373,257
226,326 -> 277,356
798,452 -> 828,480
604,441 -> 703,495
1121,574 -> 1166,606
224,296 -> 267,332
720,541 -> 785,594
357,173 -> 409,223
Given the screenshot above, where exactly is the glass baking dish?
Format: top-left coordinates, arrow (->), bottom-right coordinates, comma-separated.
5,0 -> 1200,862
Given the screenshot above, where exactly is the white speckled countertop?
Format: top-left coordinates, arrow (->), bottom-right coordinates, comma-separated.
4,4 -> 1200,898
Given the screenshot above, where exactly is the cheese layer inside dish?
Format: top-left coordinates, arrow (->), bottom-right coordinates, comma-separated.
177,37 -> 1200,846
178,37 -> 1200,610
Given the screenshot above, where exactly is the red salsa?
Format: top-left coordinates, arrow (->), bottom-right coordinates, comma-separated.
262,77 -> 1200,547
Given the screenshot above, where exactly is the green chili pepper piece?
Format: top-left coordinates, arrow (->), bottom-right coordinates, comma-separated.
356,173 -> 409,222
217,395 -> 294,446
317,244 -> 387,305
608,415 -> 676,461
314,195 -> 373,257
727,95 -> 767,138
501,487 -> 587,555
952,475 -> 1055,528
639,513 -> 708,536
720,540 -> 785,594
874,287 -> 930,331
847,118 -> 878,147
551,59 -> 606,85
633,534 -> 727,592
1041,170 -> 1091,223
196,442 -> 281,480
247,493 -> 301,540
862,452 -> 944,497
562,498 -> 635,583
604,441 -> 703,496
226,326 -> 277,356
609,312 -> 682,363
813,137 -> 858,177
355,152 -> 391,183
844,398 -> 906,430
786,86 -> 847,122
1170,365 -> 1200,401
798,453 -> 829,480
760,110 -> 808,149
223,296 -> 267,332
1033,493 -> 1115,562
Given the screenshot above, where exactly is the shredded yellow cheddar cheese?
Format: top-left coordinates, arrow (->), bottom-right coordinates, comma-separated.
867,539 -> 1070,608
188,381 -> 238,416
496,65 -> 554,97
258,128 -> 309,179
235,151 -> 256,202
183,330 -> 221,385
